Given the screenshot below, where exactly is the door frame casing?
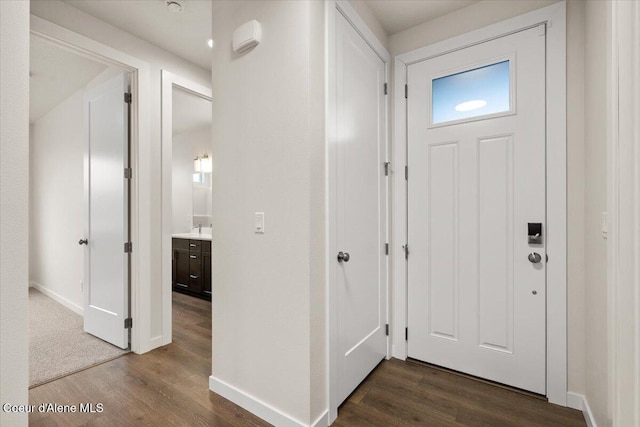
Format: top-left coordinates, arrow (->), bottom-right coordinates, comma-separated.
160,70 -> 212,345
326,0 -> 391,423
392,2 -> 568,405
30,15 -> 152,354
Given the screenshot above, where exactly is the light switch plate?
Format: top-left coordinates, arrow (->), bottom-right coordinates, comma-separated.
255,212 -> 265,234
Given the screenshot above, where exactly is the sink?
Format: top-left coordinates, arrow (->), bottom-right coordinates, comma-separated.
171,232 -> 212,241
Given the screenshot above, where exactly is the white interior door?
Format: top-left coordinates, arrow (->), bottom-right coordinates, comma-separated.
335,10 -> 387,405
407,26 -> 546,394
83,72 -> 130,349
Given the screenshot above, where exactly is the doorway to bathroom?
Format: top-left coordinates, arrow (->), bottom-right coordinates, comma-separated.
160,71 -> 213,346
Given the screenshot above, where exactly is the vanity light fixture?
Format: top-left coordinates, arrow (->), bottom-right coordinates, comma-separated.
194,154 -> 212,173
200,154 -> 212,173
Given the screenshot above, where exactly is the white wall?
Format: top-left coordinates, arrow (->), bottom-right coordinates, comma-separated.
29,89 -> 85,312
584,1 -> 610,425
388,0 -> 590,400
210,1 -> 325,425
0,1 -> 30,426
172,125 -> 212,234
566,0 -> 586,398
389,0 -> 559,55
348,1 -> 389,51
30,0 -> 211,344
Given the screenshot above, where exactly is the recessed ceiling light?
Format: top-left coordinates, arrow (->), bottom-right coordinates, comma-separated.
455,99 -> 487,112
166,1 -> 184,13
207,39 -> 214,48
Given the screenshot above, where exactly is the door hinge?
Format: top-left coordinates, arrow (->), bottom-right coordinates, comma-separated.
385,324 -> 389,336
405,327 -> 408,341
124,93 -> 132,104
124,242 -> 133,253
384,83 -> 388,95
124,167 -> 132,179
384,161 -> 390,176
404,84 -> 408,99
124,318 -> 132,329
403,244 -> 409,260
385,243 -> 389,255
405,165 -> 408,180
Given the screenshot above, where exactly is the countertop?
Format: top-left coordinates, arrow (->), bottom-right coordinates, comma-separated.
172,233 -> 212,241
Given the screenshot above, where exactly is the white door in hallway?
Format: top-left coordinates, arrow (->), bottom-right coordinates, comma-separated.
83,72 -> 130,350
335,10 -> 387,405
407,26 -> 546,394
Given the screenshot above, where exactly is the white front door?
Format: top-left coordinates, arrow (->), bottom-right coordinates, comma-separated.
335,10 -> 387,405
407,25 -> 546,394
83,72 -> 130,349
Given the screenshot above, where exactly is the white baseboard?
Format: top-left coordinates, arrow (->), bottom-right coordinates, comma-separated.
566,392 -> 583,410
311,410 -> 329,427
209,376 -> 327,427
566,392 -> 597,427
29,281 -> 83,315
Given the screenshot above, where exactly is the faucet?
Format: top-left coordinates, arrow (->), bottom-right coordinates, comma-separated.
198,224 -> 202,234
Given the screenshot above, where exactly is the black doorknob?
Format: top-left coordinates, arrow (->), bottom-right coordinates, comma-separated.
79,239 -> 88,245
337,251 -> 350,262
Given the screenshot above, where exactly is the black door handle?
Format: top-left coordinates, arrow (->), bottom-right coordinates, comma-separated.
337,251 -> 350,262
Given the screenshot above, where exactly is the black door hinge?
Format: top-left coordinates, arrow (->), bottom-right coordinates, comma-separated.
405,166 -> 408,180
385,243 -> 389,255
124,93 -> 132,104
385,324 -> 389,336
124,168 -> 132,179
404,84 -> 408,99
405,327 -> 408,341
124,242 -> 133,253
384,161 -> 390,176
124,318 -> 133,329
403,244 -> 409,260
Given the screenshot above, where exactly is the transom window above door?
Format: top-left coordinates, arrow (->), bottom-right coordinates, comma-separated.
430,58 -> 514,126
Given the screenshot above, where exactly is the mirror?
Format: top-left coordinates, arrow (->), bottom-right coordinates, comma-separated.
172,87 -> 212,233
192,159 -> 212,229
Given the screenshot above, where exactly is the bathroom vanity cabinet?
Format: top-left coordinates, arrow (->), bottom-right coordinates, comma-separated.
172,237 -> 211,300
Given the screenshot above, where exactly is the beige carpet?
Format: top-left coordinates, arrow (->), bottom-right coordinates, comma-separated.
29,288 -> 128,388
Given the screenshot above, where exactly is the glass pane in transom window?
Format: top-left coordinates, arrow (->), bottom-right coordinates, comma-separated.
432,60 -> 511,125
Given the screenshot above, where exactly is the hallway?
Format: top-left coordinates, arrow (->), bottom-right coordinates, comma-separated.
28,293 -> 586,426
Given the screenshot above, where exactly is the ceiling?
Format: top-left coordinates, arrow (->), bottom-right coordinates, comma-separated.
172,87 -> 211,136
63,0 -> 212,70
56,0 -> 477,75
30,36 -> 108,123
364,0 -> 477,34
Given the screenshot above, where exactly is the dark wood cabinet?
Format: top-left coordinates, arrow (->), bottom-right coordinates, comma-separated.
202,252 -> 212,296
172,238 -> 211,300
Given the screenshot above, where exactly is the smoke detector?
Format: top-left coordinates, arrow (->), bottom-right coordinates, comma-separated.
166,1 -> 184,13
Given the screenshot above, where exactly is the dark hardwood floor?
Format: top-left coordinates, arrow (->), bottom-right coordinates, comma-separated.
30,292 -> 586,426
333,358 -> 586,427
29,292 -> 269,427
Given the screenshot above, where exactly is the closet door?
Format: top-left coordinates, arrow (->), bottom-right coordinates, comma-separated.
83,72 -> 130,349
